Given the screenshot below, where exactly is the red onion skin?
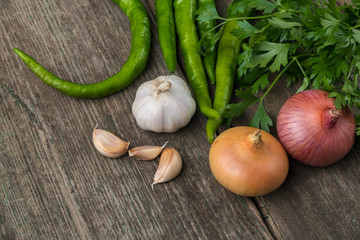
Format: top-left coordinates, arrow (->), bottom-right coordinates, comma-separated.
277,90 -> 355,167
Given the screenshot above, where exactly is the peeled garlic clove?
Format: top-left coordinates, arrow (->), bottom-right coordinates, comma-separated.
152,148 -> 182,189
128,141 -> 168,160
92,126 -> 130,158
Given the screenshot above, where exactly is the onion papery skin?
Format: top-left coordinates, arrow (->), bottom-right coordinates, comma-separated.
277,90 -> 356,167
209,127 -> 289,197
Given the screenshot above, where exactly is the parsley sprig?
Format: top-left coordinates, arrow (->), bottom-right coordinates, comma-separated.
196,0 -> 360,134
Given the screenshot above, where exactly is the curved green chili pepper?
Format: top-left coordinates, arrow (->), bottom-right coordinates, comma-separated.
206,17 -> 243,143
155,0 -> 177,73
13,0 -> 150,98
174,0 -> 220,120
196,0 -> 217,84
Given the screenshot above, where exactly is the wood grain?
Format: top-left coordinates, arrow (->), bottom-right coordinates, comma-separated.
1,0 -> 360,239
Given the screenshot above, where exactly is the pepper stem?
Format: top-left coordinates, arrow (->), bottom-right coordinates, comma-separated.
249,130 -> 263,149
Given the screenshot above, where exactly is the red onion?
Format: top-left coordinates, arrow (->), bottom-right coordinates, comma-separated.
277,90 -> 356,167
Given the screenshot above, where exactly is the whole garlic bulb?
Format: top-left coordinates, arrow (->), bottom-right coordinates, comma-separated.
132,75 -> 196,133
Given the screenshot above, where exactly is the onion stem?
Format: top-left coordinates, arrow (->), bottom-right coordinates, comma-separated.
324,109 -> 342,128
249,130 -> 263,149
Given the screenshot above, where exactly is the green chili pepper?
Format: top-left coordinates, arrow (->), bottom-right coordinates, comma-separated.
155,0 -> 177,73
206,17 -> 243,143
196,0 -> 217,84
13,0 -> 150,98
174,0 -> 220,120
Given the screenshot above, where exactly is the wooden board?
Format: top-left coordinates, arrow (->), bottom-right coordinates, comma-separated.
1,0 -> 359,239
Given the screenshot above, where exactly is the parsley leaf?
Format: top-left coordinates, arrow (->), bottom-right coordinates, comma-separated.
208,27 -> 223,52
320,12 -> 340,37
224,89 -> 258,121
249,102 -> 273,132
269,17 -> 302,29
352,29 -> 360,43
251,73 -> 269,94
296,77 -> 310,93
231,20 -> 259,41
247,0 -> 278,14
250,41 -> 290,72
195,3 -> 221,22
328,91 -> 347,108
237,48 -> 252,77
227,0 -> 249,16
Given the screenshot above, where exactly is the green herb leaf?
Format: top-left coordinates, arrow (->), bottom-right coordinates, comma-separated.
196,3 -> 221,22
342,79 -> 354,93
231,20 -> 259,41
235,88 -> 258,100
290,26 -> 303,41
309,56 -> 334,89
320,12 -> 340,37
236,68 -> 268,86
269,17 -> 302,29
249,102 -> 273,132
336,59 -> 349,78
237,48 -> 252,77
197,24 -> 223,56
328,91 -> 346,108
250,41 -> 290,72
296,77 -> 310,93
224,89 -> 258,121
227,0 -> 249,16
251,73 -> 269,94
352,29 -> 360,43
209,26 -> 224,52
247,0 -> 277,14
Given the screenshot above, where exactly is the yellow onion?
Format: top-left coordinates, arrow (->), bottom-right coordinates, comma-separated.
209,126 -> 289,197
277,90 -> 356,167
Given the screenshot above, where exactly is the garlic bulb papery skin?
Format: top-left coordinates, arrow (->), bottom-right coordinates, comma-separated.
132,75 -> 196,133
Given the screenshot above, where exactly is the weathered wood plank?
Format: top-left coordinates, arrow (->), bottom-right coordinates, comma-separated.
0,82 -> 83,239
1,0 -> 273,239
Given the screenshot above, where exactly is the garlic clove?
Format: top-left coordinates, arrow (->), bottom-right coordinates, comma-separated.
92,126 -> 130,158
128,141 -> 168,160
152,148 -> 182,189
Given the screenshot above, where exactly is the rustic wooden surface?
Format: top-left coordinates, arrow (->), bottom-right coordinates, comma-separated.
1,0 -> 360,239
